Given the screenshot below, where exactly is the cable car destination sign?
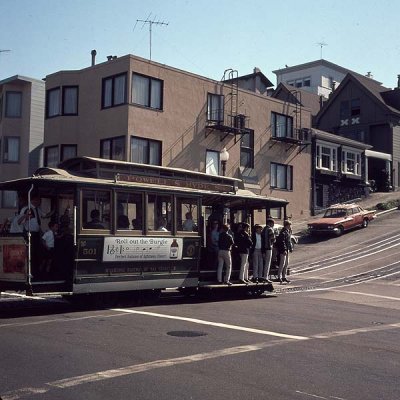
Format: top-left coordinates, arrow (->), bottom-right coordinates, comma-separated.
117,173 -> 234,193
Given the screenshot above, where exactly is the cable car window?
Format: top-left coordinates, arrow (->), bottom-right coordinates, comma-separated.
82,190 -> 111,230
116,192 -> 143,231
177,197 -> 199,233
147,194 -> 172,233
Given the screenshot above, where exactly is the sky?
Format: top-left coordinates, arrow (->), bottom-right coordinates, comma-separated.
1,0 -> 400,88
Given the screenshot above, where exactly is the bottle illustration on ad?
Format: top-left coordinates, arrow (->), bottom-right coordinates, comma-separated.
169,239 -> 179,259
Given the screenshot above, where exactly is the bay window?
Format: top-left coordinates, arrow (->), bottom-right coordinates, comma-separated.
316,142 -> 338,171
3,137 -> 20,163
342,149 -> 361,175
45,145 -> 59,167
5,91 -> 22,117
102,73 -> 126,108
62,86 -> 78,115
132,73 -> 163,110
100,136 -> 125,161
130,136 -> 161,165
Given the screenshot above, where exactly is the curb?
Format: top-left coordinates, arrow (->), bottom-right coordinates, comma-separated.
375,207 -> 399,216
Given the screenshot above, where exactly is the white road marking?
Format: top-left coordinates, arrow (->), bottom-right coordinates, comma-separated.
1,339 -> 293,400
295,390 -> 328,399
0,312 -> 130,329
111,308 -> 309,340
312,322 -> 400,339
331,289 -> 400,301
295,391 -> 348,400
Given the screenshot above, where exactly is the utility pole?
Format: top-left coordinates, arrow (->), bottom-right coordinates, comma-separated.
136,17 -> 168,60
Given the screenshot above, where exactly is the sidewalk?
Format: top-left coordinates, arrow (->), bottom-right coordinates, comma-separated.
291,191 -> 400,235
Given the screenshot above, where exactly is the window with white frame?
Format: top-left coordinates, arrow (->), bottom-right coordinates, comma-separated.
316,142 -> 338,171
286,77 -> 310,88
3,137 -> 20,162
130,136 -> 161,165
271,162 -> 293,190
5,91 -> 22,117
207,93 -> 224,123
45,145 -> 59,167
206,150 -> 220,175
102,73 -> 126,108
132,73 -> 163,110
342,149 -> 361,175
271,112 -> 293,138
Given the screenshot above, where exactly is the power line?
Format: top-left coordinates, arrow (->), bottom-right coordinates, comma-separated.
136,16 -> 168,60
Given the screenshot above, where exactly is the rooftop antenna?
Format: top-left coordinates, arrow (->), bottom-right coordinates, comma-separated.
317,42 -> 327,59
136,15 -> 168,60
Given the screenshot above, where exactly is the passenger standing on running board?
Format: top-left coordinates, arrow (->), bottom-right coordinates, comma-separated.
217,224 -> 234,285
262,218 -> 276,283
251,224 -> 264,283
276,220 -> 292,284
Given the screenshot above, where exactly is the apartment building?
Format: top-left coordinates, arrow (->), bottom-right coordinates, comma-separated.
44,53 -> 312,220
273,59 -> 382,99
0,75 -> 45,222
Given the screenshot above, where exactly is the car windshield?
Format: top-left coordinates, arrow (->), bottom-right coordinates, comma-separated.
323,208 -> 346,218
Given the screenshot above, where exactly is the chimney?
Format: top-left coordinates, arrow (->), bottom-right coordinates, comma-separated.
91,49 -> 97,66
107,55 -> 113,61
397,74 -> 400,89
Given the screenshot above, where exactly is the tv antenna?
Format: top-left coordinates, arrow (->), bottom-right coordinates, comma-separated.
135,15 -> 168,60
317,42 -> 327,59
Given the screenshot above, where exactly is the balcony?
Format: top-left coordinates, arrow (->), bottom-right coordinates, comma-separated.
206,113 -> 250,142
270,128 -> 311,153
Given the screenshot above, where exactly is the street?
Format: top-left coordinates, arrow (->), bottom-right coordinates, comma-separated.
1,211 -> 399,400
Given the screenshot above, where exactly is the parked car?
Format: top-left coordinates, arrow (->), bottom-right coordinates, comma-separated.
308,204 -> 376,237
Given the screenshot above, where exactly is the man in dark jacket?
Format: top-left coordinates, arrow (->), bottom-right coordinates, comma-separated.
217,224 -> 235,285
276,220 -> 292,283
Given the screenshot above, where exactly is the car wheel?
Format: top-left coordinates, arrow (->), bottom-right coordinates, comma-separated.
336,226 -> 344,236
361,218 -> 369,228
